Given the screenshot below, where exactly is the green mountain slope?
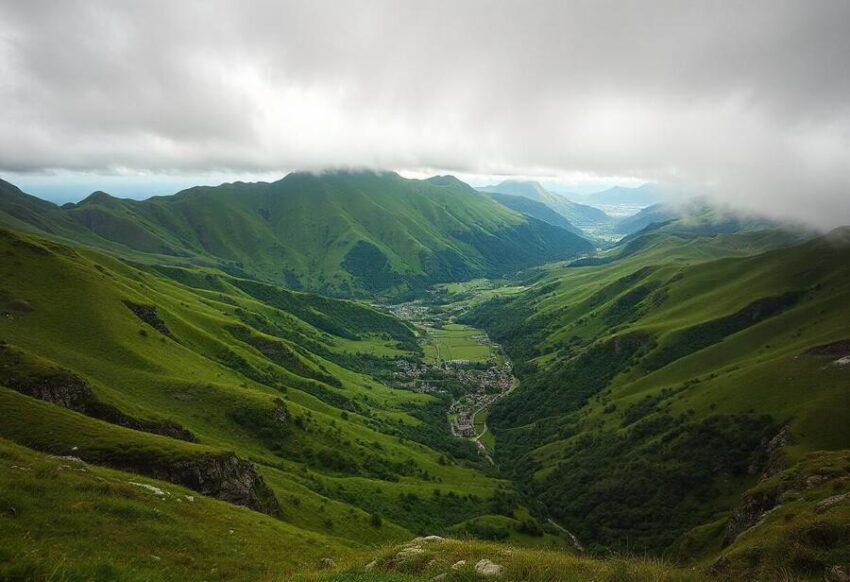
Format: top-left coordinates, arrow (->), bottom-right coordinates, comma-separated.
0,227 -> 530,556
485,192 -> 589,238
477,180 -> 611,228
0,172 -> 591,298
466,228 -> 850,562
614,200 -> 792,237
615,202 -> 679,235
2,217 -> 847,580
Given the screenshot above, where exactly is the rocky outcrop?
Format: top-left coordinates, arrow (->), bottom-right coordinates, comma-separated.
271,398 -> 289,425
133,452 -> 280,515
1,344 -> 195,442
123,300 -> 175,339
723,489 -> 779,544
2,347 -> 280,515
723,424 -> 794,544
9,367 -> 93,409
765,427 -> 794,475
87,401 -> 197,442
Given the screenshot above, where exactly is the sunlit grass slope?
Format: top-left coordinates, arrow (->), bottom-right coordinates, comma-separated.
0,227 -> 521,552
467,228 -> 850,561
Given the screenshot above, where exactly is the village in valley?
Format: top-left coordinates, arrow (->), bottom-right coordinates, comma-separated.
383,292 -> 517,460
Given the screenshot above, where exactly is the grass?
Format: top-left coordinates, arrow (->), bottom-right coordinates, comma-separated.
0,171 -> 591,299
422,324 -> 493,363
1,208 -> 849,581
0,437 -> 351,581
0,228 -> 516,550
698,449 -> 850,580
465,228 -> 850,556
299,537 -> 698,582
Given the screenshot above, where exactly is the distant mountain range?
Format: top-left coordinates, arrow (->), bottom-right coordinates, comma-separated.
614,202 -> 680,234
614,200 -> 795,238
0,171 -> 593,298
1,166 -> 847,581
483,192 -> 585,236
477,180 -> 611,227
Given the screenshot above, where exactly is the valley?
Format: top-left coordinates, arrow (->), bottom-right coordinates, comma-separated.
3,3 -> 848,580
384,286 -> 519,461
0,172 -> 848,581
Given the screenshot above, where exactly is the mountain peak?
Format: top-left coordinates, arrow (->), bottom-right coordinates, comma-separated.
424,175 -> 473,190
78,190 -> 118,207
480,179 -> 550,199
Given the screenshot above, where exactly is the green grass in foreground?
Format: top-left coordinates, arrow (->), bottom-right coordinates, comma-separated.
0,227 -> 515,546
299,537 -> 695,582
0,437 -> 349,581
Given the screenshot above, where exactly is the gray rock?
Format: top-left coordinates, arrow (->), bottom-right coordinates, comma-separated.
451,560 -> 466,570
817,492 -> 850,513
142,453 -> 280,515
475,559 -> 504,577
318,558 -> 336,570
723,490 -> 778,544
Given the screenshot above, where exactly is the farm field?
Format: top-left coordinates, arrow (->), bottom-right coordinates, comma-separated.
422,323 -> 494,363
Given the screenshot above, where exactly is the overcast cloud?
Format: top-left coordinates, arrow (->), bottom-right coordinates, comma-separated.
1,1 -> 849,226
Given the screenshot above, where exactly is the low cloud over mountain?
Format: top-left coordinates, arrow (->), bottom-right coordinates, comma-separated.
1,1 -> 849,227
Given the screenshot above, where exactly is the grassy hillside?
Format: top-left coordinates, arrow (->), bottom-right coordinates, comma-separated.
6,428 -> 843,580
0,227 -> 538,558
466,228 -> 850,566
0,172 -> 591,298
613,200 -> 797,237
2,219 -> 848,580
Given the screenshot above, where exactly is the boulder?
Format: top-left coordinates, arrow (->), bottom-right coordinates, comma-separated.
451,560 -> 466,570
475,559 -> 503,577
318,558 -> 336,570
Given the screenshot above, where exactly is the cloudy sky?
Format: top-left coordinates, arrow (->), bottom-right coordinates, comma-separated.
1,1 -> 849,225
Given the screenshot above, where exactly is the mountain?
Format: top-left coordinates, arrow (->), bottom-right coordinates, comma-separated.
0,225 -> 539,575
465,228 -> 850,563
477,180 -> 611,228
484,191 -> 588,237
613,200 -> 802,240
0,172 -> 591,298
587,183 -> 662,206
614,202 -> 679,235
1,171 -> 847,581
